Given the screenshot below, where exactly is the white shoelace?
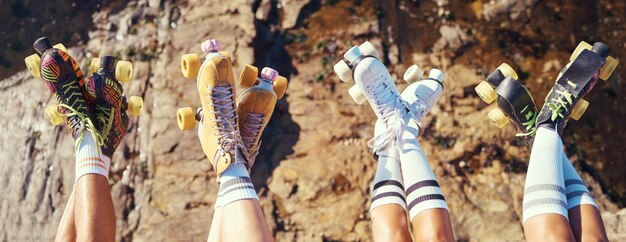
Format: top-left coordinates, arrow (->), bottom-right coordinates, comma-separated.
206,84 -> 247,163
241,112 -> 264,164
365,80 -> 425,154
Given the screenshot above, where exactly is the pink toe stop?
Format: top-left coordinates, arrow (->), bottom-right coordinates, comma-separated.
261,67 -> 279,81
201,39 -> 221,54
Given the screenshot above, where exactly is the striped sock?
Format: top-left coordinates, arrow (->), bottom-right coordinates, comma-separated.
562,154 -> 598,209
370,136 -> 406,211
399,121 -> 448,220
522,127 -> 568,223
75,131 -> 110,182
214,151 -> 258,208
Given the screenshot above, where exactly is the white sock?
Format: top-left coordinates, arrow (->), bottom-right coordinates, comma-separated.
370,144 -> 407,211
214,151 -> 258,208
75,131 -> 110,182
522,127 -> 568,223
562,154 -> 598,209
399,121 -> 448,220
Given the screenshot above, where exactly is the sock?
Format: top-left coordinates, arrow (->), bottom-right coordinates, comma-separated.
214,150 -> 258,208
399,121 -> 448,220
75,131 -> 110,182
370,145 -> 407,211
522,127 -> 568,223
562,154 -> 598,209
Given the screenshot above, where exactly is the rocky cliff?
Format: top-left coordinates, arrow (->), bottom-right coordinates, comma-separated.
1,0 -> 625,241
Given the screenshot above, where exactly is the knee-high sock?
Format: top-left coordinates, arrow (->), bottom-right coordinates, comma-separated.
562,154 -> 598,209
523,127 -> 568,223
370,144 -> 406,211
399,121 -> 448,221
214,150 -> 258,208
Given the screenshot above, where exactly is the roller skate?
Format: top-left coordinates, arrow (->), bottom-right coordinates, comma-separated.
176,39 -> 247,176
536,41 -> 618,135
475,63 -> 538,144
236,66 -> 288,168
24,37 -> 98,141
85,55 -> 143,157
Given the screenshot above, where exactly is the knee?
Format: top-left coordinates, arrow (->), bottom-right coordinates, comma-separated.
371,205 -> 411,242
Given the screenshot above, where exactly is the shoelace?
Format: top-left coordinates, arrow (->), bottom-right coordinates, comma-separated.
516,105 -> 538,137
57,103 -> 104,152
207,84 -> 247,163
547,89 -> 576,121
241,112 -> 264,161
365,80 -> 422,154
95,105 -> 115,148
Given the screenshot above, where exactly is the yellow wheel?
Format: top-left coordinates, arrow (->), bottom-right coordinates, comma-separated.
497,63 -> 518,80
569,41 -> 592,61
219,51 -> 232,64
348,85 -> 367,105
24,54 -> 41,78
274,76 -> 288,99
488,108 -> 509,129
177,107 -> 196,131
358,41 -> 379,59
127,96 -> 143,116
181,54 -> 201,79
45,104 -> 63,126
53,43 -> 67,53
599,56 -> 618,81
115,60 -> 133,82
571,99 -> 589,121
239,64 -> 258,89
88,57 -> 100,76
475,81 -> 497,104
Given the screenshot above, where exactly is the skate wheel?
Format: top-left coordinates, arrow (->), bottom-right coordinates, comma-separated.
358,41 -> 379,59
45,104 -> 63,126
334,60 -> 352,82
239,64 -> 258,89
53,43 -> 67,53
274,76 -> 288,99
181,54 -> 201,79
488,108 -> 509,129
88,58 -> 100,76
127,96 -> 143,116
115,60 -> 133,82
24,54 -> 41,78
569,41 -> 592,61
599,56 -> 618,81
177,107 -> 196,131
497,63 -> 518,80
475,81 -> 497,104
218,51 -> 232,64
403,65 -> 424,84
571,99 -> 589,121
348,85 -> 367,105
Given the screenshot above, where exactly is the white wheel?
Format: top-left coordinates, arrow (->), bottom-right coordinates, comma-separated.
358,41 -> 379,59
428,68 -> 445,81
343,46 -> 363,62
334,60 -> 352,82
403,65 -> 424,84
348,85 -> 367,105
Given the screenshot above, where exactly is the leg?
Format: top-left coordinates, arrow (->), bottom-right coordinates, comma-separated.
522,127 -> 573,241
399,123 -> 454,242
207,207 -> 223,242
55,189 -> 77,242
371,205 -> 411,242
562,155 -> 608,242
74,175 -> 116,242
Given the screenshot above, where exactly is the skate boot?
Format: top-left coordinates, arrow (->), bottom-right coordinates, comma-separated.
24,37 -> 98,142
237,66 -> 288,169
475,63 -> 538,144
176,39 -> 247,176
536,41 -> 618,135
85,55 -> 143,157
334,42 -> 423,153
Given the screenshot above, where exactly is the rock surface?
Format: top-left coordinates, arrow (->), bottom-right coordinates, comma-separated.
1,1 -> 625,241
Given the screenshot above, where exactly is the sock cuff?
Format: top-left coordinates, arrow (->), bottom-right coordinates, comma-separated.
75,132 -> 110,182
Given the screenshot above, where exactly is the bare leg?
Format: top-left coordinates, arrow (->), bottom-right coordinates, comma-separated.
371,204 -> 411,242
524,215 -> 575,242
55,189 -> 77,242
568,205 -> 608,242
411,208 -> 455,242
221,199 -> 272,242
74,175 -> 116,242
207,207 -> 223,242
